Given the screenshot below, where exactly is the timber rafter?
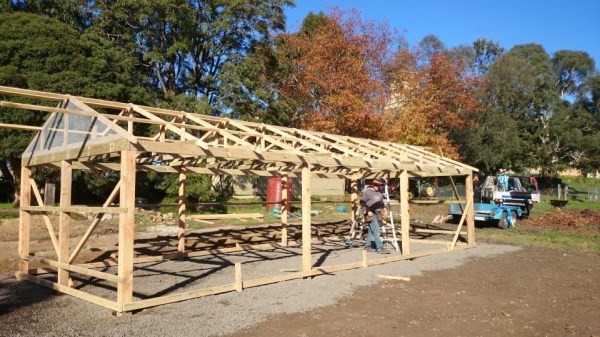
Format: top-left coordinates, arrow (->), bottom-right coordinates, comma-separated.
0,85 -> 476,176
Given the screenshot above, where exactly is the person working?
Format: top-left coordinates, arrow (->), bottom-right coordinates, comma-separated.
360,179 -> 389,254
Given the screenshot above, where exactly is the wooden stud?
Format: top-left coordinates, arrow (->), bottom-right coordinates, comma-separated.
301,165 -> 312,272
58,160 -> 72,287
466,174 -> 475,245
235,262 -> 243,292
178,167 -> 186,255
117,150 -> 136,307
450,200 -> 472,250
281,174 -> 288,246
400,170 -> 410,255
18,166 -> 32,274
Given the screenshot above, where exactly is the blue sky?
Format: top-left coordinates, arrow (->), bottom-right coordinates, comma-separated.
284,0 -> 600,67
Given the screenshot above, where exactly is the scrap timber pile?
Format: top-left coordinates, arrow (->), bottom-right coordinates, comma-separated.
525,208 -> 600,233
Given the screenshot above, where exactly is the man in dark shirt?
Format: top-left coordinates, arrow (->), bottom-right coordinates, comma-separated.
360,179 -> 389,253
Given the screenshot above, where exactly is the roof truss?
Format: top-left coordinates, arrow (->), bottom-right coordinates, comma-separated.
0,86 -> 477,177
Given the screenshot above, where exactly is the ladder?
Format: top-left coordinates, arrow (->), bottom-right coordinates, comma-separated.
381,179 -> 400,251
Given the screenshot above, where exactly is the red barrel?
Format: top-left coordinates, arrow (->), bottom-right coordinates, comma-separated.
266,177 -> 292,213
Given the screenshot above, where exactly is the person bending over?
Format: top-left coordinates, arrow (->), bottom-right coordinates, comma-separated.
360,179 -> 389,254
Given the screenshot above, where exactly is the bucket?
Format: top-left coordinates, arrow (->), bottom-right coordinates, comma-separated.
266,177 -> 292,213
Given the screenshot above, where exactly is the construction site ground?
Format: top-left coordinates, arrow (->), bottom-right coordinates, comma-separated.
0,205 -> 599,337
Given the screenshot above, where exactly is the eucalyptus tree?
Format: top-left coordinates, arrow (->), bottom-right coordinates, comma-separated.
90,0 -> 294,117
552,50 -> 595,100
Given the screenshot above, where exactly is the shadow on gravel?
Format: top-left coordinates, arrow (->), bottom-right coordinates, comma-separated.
0,275 -> 54,316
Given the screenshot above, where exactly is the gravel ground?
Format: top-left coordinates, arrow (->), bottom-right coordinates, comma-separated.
0,243 -> 520,337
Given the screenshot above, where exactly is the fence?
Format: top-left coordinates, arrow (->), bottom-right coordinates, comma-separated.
588,188 -> 600,202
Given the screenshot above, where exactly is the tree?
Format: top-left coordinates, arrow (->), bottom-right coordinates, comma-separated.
472,38 -> 504,75
383,48 -> 481,158
91,0 -> 293,116
269,10 -> 392,138
7,0 -> 93,31
0,12 -> 147,201
482,44 -> 558,172
417,34 -> 446,62
552,50 -> 595,100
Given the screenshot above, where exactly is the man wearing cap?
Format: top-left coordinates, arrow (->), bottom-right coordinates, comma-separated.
359,179 -> 389,254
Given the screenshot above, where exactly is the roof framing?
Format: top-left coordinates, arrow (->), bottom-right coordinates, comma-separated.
0,86 -> 477,177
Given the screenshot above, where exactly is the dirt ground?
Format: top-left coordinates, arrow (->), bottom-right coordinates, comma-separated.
227,246 -> 600,337
0,209 -> 599,336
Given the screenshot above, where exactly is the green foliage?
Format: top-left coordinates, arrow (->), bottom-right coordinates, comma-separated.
472,38 -> 504,75
299,11 -> 328,35
91,0 -> 294,118
0,11 -> 148,197
552,50 -> 595,100
156,173 -> 218,203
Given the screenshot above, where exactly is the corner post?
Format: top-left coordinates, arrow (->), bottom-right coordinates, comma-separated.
118,150 -> 136,307
18,165 -> 32,274
400,170 -> 410,255
301,165 -> 312,272
466,173 -> 475,245
58,160 -> 72,286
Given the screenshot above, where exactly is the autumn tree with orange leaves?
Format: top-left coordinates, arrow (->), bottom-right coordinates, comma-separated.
271,10 -> 481,158
382,47 -> 482,158
272,11 -> 391,139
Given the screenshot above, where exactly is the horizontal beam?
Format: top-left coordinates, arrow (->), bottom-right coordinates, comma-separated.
22,137 -> 132,166
0,122 -> 42,131
22,255 -> 121,283
21,206 -> 127,214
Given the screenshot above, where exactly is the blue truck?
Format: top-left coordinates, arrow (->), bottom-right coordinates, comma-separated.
449,174 -> 539,229
449,202 -> 522,229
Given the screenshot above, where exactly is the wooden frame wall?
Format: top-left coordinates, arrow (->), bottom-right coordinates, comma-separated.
1,86 -> 477,313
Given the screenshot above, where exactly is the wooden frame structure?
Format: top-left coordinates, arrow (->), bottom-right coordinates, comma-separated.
0,85 -> 477,314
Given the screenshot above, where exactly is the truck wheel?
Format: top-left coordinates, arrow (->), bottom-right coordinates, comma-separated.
510,210 -> 518,228
499,212 -> 509,229
499,211 -> 517,229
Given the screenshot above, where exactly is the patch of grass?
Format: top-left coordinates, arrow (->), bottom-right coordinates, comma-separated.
532,194 -> 600,215
476,227 -> 600,253
0,202 -> 18,219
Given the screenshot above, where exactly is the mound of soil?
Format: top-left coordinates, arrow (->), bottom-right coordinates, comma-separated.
524,208 -> 600,233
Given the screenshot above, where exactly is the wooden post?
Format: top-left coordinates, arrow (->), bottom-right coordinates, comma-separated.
350,179 -> 358,225
362,249 -> 368,268
235,262 -> 243,292
281,174 -> 288,246
466,174 -> 475,245
400,170 -> 410,255
58,160 -> 72,286
117,150 -> 136,307
178,167 -> 186,255
301,165 -> 312,272
18,166 -> 32,274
